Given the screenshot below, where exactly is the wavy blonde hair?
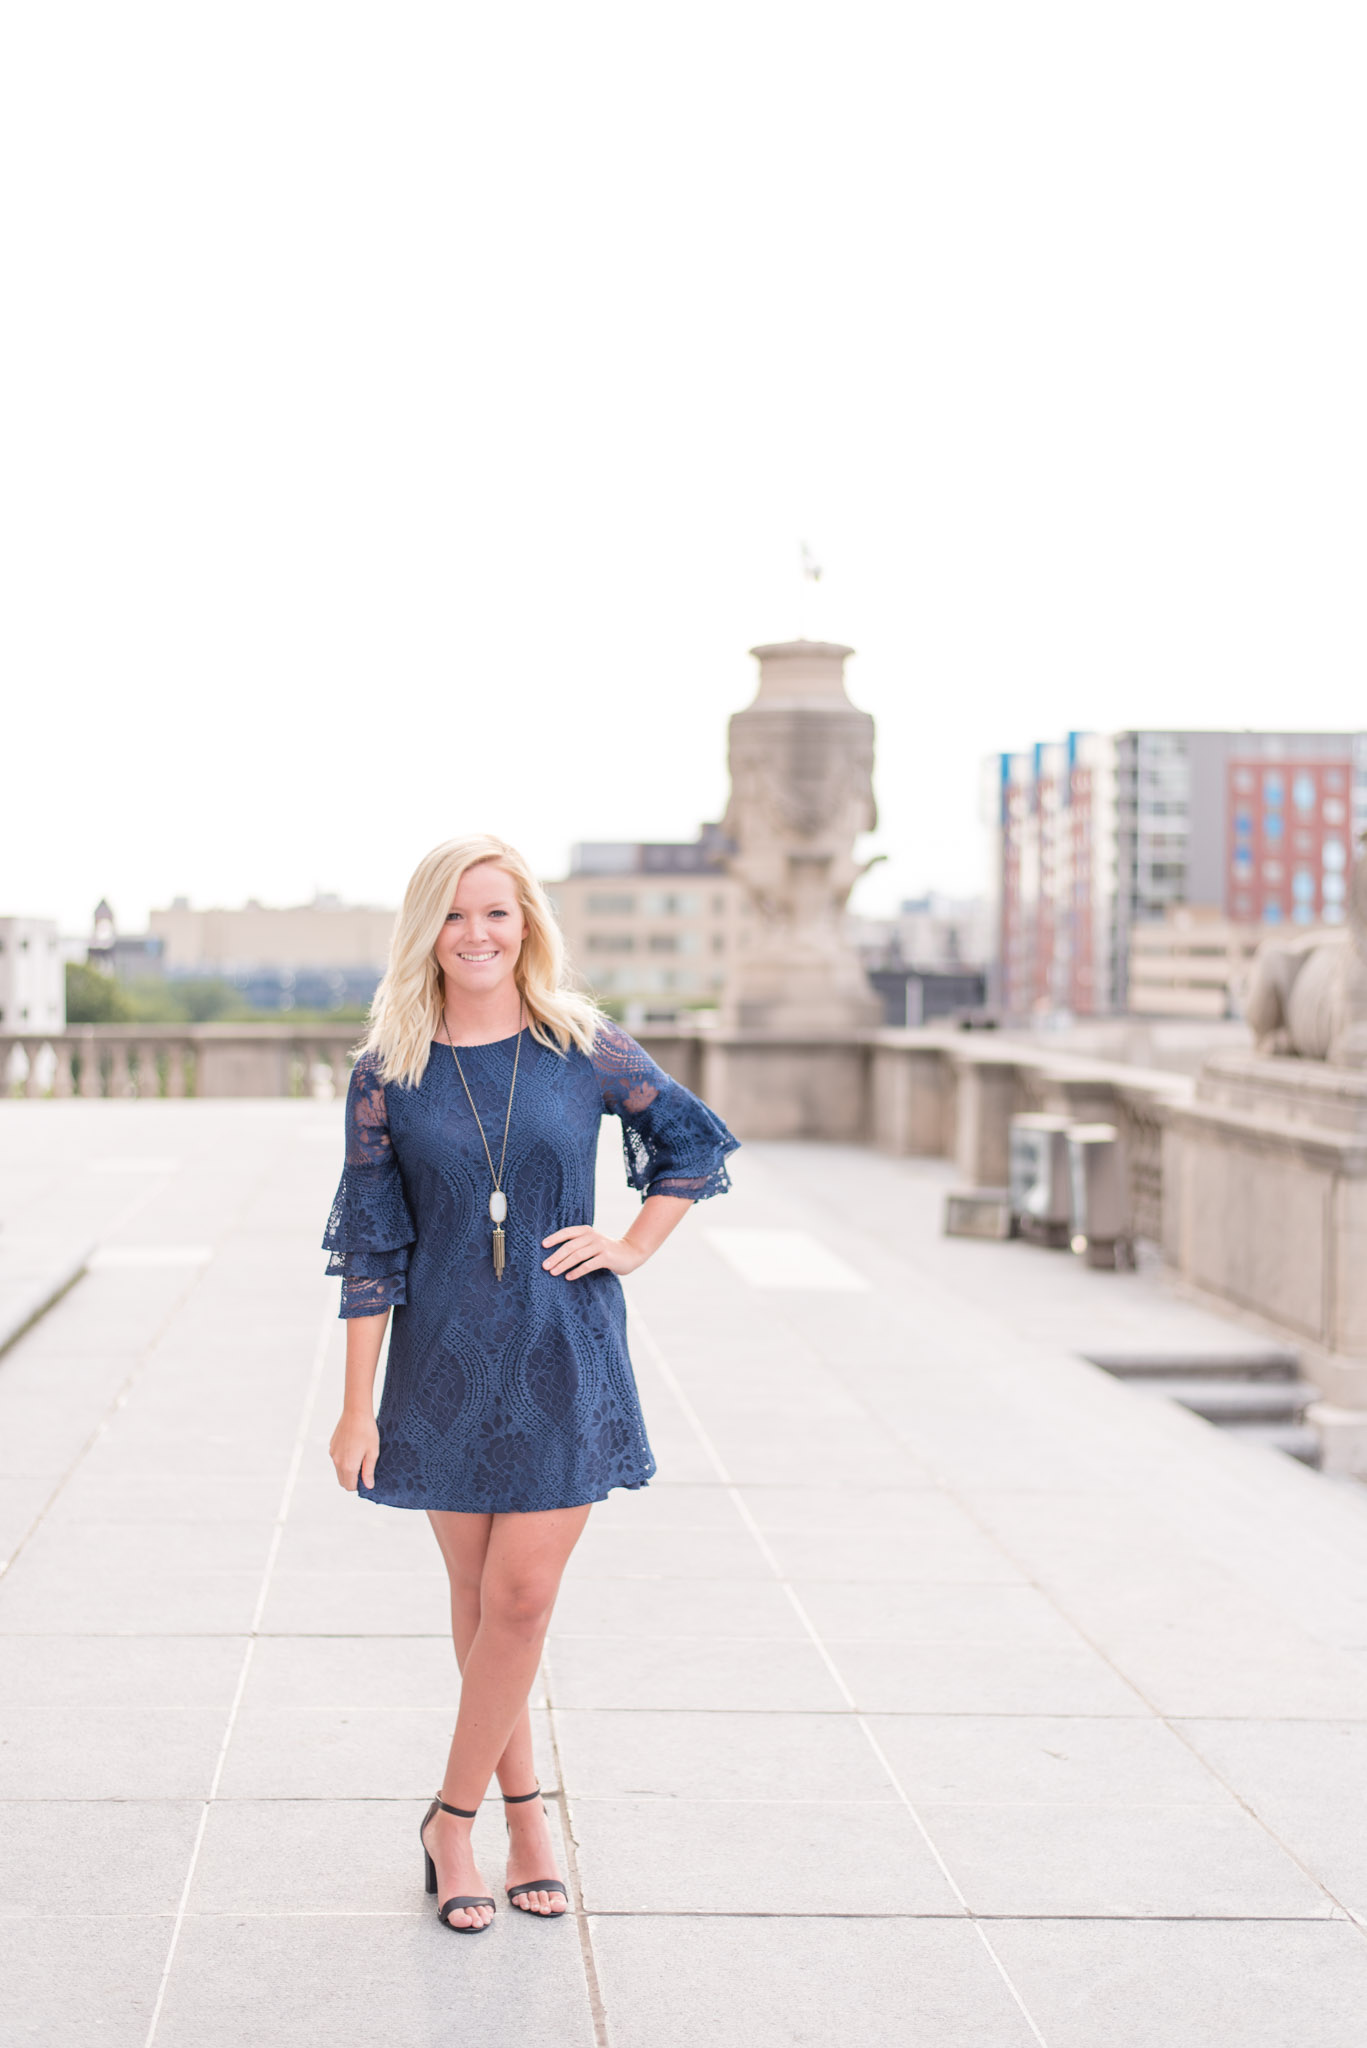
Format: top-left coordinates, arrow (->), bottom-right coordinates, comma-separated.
363,835 -> 602,1087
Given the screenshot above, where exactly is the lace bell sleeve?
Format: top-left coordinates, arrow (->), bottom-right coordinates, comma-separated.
592,1021 -> 740,1201
322,1052 -> 418,1318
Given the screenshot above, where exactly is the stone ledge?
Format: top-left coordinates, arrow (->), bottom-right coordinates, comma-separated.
0,1239 -> 92,1359
1164,1095 -> 1367,1173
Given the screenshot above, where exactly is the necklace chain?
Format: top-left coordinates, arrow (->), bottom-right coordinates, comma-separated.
442,1008 -> 523,1194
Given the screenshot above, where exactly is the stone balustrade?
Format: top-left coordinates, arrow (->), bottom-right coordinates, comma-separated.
637,1023 -> 1191,1250
865,1029 -> 1190,1247
0,1024 -> 1189,1251
0,1024 -> 359,1102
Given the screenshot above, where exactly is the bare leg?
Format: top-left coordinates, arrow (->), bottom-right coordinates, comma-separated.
423,1504 -> 590,1925
427,1511 -> 539,1797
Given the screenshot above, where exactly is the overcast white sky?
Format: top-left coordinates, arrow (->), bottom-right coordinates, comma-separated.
3,3 -> 1365,934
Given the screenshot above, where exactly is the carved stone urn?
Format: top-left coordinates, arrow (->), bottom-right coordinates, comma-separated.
720,638 -> 881,1034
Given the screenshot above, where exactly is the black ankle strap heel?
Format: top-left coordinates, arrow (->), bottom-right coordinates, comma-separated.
420,1795 -> 497,1933
501,1785 -> 569,1915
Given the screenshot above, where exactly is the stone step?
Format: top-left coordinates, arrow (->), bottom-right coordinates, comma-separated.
1222,1420 -> 1323,1466
1084,1347 -> 1301,1383
1126,1375 -> 1320,1426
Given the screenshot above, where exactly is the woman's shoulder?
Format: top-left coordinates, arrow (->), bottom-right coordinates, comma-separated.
347,1046 -> 386,1089
588,1016 -> 647,1061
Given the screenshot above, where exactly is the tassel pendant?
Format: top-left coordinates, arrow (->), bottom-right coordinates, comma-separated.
491,1224 -> 506,1281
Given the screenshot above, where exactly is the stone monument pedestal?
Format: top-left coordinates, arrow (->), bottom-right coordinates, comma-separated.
699,1030 -> 873,1142
721,639 -> 881,1037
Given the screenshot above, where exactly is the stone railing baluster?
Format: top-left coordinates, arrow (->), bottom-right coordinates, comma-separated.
77,1033 -> 102,1097
51,1042 -> 75,1097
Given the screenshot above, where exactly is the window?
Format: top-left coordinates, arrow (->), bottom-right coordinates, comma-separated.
1234,807 -> 1252,834
586,933 -> 635,952
641,890 -> 699,917
1263,902 -> 1284,922
1324,798 -> 1346,825
1264,813 -> 1283,840
647,933 -> 679,954
1232,856 -> 1253,882
1263,772 -> 1284,805
1293,772 -> 1316,812
587,893 -> 636,915
1324,839 -> 1347,871
1233,769 -> 1255,793
1292,869 -> 1316,901
1264,862 -> 1283,883
1324,873 -> 1347,903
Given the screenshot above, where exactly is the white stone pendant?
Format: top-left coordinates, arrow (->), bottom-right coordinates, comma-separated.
488,1190 -> 507,1223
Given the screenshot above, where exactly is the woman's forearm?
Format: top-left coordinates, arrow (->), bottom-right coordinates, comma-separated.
622,1193 -> 692,1261
344,1311 -> 389,1414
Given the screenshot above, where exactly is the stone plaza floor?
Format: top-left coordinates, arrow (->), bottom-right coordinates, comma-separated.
5,1098 -> 1367,2046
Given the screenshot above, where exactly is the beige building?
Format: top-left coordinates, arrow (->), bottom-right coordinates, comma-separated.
1128,906 -> 1263,1019
545,832 -> 743,1017
150,895 -> 396,975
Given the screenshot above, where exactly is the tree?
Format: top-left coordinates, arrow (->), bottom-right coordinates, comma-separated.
65,962 -> 132,1024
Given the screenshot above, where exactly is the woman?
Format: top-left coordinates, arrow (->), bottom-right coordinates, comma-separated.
324,835 -> 739,1933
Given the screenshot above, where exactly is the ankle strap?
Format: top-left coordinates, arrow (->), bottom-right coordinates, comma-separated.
501,1786 -> 543,1804
434,1796 -> 478,1818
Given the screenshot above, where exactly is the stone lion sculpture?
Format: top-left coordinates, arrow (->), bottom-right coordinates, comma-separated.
1242,838 -> 1367,1066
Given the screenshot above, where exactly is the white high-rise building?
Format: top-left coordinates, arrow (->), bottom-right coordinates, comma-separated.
0,918 -> 65,1031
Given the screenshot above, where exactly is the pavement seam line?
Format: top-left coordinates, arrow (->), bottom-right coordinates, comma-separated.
628,1302 -> 1052,2048
141,1286 -> 336,2048
541,1652 -> 615,2048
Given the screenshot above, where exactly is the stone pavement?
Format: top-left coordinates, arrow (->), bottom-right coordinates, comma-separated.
5,1100 -> 1367,2046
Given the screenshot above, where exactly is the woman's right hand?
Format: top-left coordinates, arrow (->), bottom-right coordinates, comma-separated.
329,1409 -> 380,1491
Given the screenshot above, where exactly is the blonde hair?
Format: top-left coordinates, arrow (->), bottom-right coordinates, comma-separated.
363,835 -> 602,1087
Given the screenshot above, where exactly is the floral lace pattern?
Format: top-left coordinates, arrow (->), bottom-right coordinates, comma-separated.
320,1023 -> 739,1513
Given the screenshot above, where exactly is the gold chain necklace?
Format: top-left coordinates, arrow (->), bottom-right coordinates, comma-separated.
442,1007 -> 523,1280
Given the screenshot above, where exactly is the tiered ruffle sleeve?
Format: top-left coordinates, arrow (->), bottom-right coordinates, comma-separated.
592,1021 -> 740,1201
322,1052 -> 418,1318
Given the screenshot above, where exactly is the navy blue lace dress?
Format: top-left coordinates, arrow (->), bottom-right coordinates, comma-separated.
322,1021 -> 739,1514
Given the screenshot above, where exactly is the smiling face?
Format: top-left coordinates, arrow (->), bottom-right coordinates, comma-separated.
433,862 -> 526,1001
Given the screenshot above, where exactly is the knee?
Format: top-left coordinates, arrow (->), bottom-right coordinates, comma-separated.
448,1579 -> 482,1625
481,1574 -> 557,1635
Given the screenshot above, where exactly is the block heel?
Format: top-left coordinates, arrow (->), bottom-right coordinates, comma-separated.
420,1795 -> 497,1932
